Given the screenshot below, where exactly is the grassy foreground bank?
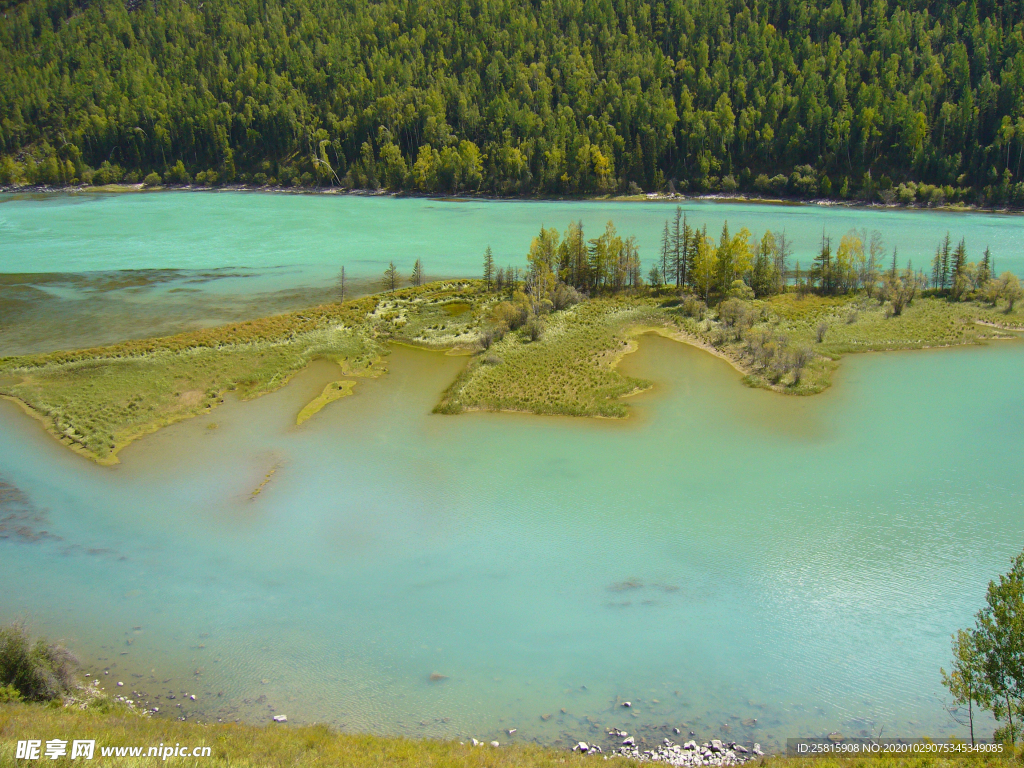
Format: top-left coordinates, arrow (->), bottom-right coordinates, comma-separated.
1,703 -> 1019,768
0,280 -> 1021,464
0,702 -> 631,767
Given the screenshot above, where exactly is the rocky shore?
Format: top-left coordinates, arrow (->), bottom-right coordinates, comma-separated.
573,733 -> 764,766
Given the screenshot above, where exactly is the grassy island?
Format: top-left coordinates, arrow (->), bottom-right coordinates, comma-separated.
0,272 -> 1021,465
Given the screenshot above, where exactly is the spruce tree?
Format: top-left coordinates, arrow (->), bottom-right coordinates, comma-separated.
940,233 -> 952,289
660,222 -> 670,289
382,261 -> 398,292
483,246 -> 495,290
671,207 -> 684,287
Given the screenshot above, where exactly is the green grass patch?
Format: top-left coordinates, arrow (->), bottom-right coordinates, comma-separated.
435,297 -> 661,418
295,380 -> 356,425
1,282 -> 1021,463
1,702 -> 1020,767
0,281 -> 490,463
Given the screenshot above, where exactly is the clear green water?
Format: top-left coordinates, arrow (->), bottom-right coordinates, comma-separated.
1,191 -> 1022,353
1,192 -> 1023,749
1,337 -> 1022,749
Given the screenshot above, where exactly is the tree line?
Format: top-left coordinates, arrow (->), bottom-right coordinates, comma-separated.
3,0 -> 1024,205
489,207 -> 1023,313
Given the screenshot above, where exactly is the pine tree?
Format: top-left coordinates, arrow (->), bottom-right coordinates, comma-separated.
812,233 -> 833,294
684,215 -> 692,290
773,230 -> 791,293
483,246 -> 495,290
978,247 -> 992,286
671,207 -> 684,287
338,265 -> 347,302
940,233 -> 951,289
382,261 -> 398,292
660,222 -> 670,289
931,247 -> 943,289
951,238 -> 967,280
411,258 -> 423,286
950,239 -> 969,299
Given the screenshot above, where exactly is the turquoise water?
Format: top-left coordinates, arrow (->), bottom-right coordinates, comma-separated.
2,192 -> 1022,281
3,191 -> 1022,353
1,192 -> 1023,749
1,337 -> 1022,749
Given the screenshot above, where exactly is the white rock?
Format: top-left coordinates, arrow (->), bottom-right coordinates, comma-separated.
471,739 -> 480,747
622,701 -> 632,708
272,715 -> 287,723
622,736 -> 635,746
117,682 -> 124,687
575,742 -> 589,753
189,694 -> 196,701
490,741 -> 500,748
507,729 -> 516,735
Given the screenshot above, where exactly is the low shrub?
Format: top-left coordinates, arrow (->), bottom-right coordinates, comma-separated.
0,623 -> 79,702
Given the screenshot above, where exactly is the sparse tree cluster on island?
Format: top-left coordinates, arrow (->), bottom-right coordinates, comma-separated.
469,207 -> 1018,388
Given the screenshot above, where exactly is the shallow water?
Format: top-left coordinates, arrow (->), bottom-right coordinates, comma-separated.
1,192 -> 1022,353
2,336 -> 1022,749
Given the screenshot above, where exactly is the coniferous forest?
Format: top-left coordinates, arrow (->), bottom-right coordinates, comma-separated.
2,0 -> 1024,204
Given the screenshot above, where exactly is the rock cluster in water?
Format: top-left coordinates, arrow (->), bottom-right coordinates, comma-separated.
574,734 -> 764,766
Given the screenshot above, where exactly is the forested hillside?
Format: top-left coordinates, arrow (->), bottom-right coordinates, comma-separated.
2,0 -> 1024,204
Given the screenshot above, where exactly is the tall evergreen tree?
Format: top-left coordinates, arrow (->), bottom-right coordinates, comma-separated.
382,262 -> 399,292
671,207 -> 684,287
483,247 -> 495,290
940,233 -> 952,289
660,222 -> 671,290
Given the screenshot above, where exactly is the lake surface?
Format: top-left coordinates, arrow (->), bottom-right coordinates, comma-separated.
1,192 -> 1023,749
1,336 -> 1022,749
1,191 -> 1022,353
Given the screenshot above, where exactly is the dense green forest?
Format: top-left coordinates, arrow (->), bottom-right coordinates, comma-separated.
2,0 -> 1024,204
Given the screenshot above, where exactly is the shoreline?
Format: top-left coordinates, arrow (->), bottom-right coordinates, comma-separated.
3,181 -> 1024,217
2,283 -> 1022,465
